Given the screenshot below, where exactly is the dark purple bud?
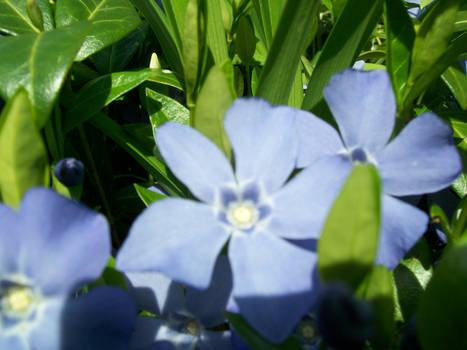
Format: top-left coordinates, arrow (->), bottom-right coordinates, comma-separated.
316,283 -> 374,350
54,158 -> 84,187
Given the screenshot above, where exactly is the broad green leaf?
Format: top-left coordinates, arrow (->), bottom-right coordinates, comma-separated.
130,0 -> 184,77
65,69 -> 181,133
393,239 -> 433,322
0,22 -> 90,127
357,265 -> 395,350
236,15 -> 256,65
134,183 -> 166,206
408,0 -> 460,88
145,87 -> 190,132
0,0 -> 40,35
318,165 -> 381,290
193,66 -> 233,159
0,89 -> 48,208
55,0 -> 141,61
441,63 -> 467,110
89,24 -> 148,74
183,0 -> 206,108
256,0 -> 320,105
225,312 -> 303,350
331,0 -> 347,19
418,241 -> 467,350
453,172 -> 467,197
206,0 -> 229,65
26,0 -> 43,31
35,0 -> 52,31
302,0 -> 383,122
89,112 -> 184,197
384,0 -> 415,106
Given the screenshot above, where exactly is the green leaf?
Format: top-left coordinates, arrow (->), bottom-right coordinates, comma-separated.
65,69 -> 181,133
302,0 -> 383,121
441,63 -> 467,110
206,0 -> 229,65
430,204 -> 453,241
225,311 -> 303,350
384,0 -> 415,106
0,0 -> 41,35
26,0 -> 43,31
0,22 -> 90,127
193,66 -> 233,159
130,0 -> 184,77
455,4 -> 467,32
330,0 -> 347,19
235,15 -> 256,65
134,183 -> 166,206
408,0 -> 461,91
418,241 -> 467,350
89,24 -> 148,74
357,265 -> 395,350
287,66 -> 303,108
318,164 -> 381,290
145,87 -> 190,131
89,112 -> 184,197
0,89 -> 48,208
255,0 -> 320,105
161,0 -> 188,50
55,0 -> 141,61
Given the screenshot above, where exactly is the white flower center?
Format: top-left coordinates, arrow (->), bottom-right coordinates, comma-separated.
227,201 -> 259,230
184,319 -> 200,336
5,287 -> 34,312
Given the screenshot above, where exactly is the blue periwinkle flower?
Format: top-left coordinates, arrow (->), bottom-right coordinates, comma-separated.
54,158 -> 84,187
126,256 -> 233,350
297,69 -> 462,269
116,98 -> 349,342
316,283 -> 374,350
0,187 -> 137,349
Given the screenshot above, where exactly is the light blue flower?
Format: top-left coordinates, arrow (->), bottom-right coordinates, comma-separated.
116,98 -> 347,342
126,256 -> 233,350
0,187 -> 137,349
297,68 -> 462,269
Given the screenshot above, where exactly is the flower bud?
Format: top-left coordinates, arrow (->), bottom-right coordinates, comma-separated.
54,158 -> 84,187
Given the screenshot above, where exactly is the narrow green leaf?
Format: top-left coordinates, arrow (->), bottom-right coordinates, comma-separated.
161,0 -> 188,51
130,0 -> 184,77
145,87 -> 190,132
206,0 -> 229,65
418,241 -> 467,350
455,5 -> 467,32
430,204 -> 453,240
287,66 -> 303,108
318,165 -> 381,290
55,0 -> 141,61
193,66 -> 233,159
408,0 -> 460,86
236,15 -> 256,65
0,0 -> 41,35
384,0 -> 415,106
65,69 -> 181,133
134,183 -> 166,206
26,0 -> 43,31
225,311 -> 303,350
251,0 -> 273,49
331,0 -> 347,19
89,112 -> 184,197
0,89 -> 48,208
357,266 -> 395,350
441,63 -> 467,110
256,0 -> 320,105
302,0 -> 383,121
0,22 -> 90,127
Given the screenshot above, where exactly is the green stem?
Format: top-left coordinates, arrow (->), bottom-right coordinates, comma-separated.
78,125 -> 121,246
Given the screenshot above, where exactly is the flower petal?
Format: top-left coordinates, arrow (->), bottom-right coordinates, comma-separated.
378,112 -> 462,196
125,272 -> 185,317
129,317 -> 164,349
0,336 -> 29,350
18,188 -> 110,295
116,198 -> 230,289
269,156 -> 353,239
0,203 -> 20,275
224,98 -> 299,193
186,255 -> 233,327
198,330 -> 234,350
376,195 -> 429,269
59,287 -> 137,350
295,110 -> 344,168
29,298 -> 65,350
323,69 -> 396,153
156,122 -> 235,203
229,233 -> 317,343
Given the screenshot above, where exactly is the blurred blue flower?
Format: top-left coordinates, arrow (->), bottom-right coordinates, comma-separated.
0,187 -> 137,349
54,157 -> 84,187
297,68 -> 462,269
116,98 -> 345,342
126,256 -> 233,350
